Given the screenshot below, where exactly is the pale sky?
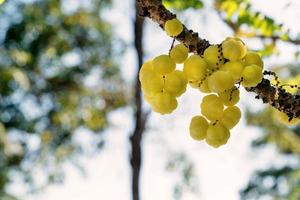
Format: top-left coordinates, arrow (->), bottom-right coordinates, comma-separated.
9,0 -> 300,200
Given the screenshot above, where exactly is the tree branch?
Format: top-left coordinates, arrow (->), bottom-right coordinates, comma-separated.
129,2 -> 148,200
254,34 -> 300,45
137,0 -> 300,120
137,0 -> 210,54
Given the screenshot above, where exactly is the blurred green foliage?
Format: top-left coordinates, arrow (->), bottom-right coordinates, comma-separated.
0,0 -> 126,198
166,152 -> 198,200
163,0 -> 203,10
240,106 -> 300,200
215,0 -> 299,56
241,166 -> 300,200
215,0 -> 284,37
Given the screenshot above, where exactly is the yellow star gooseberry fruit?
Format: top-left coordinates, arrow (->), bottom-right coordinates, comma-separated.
164,18 -> 183,37
222,37 -> 247,61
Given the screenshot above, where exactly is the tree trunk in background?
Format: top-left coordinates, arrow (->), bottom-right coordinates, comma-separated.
130,2 -> 146,200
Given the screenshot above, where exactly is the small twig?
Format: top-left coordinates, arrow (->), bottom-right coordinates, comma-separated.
168,38 -> 176,55
212,120 -> 219,126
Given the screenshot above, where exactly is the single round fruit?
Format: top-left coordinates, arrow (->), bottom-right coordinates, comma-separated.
189,116 -> 209,141
201,94 -> 224,121
152,92 -> 178,114
203,45 -> 222,69
221,106 -> 241,129
206,123 -> 230,148
164,18 -> 183,37
232,37 -> 247,57
207,71 -> 235,93
164,70 -> 186,97
152,55 -> 176,75
222,38 -> 247,61
183,55 -> 207,81
243,51 -> 263,68
241,64 -> 263,87
218,87 -> 240,106
221,61 -> 244,80
170,44 -> 188,63
141,71 -> 164,94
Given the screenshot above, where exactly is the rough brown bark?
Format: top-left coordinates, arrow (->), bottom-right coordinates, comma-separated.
129,3 -> 147,200
137,0 -> 300,120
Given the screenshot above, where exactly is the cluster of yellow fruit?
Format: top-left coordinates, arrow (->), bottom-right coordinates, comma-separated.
139,44 -> 188,114
139,18 -> 265,148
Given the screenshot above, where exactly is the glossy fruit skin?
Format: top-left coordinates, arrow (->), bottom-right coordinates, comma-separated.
152,55 -> 176,76
170,44 -> 189,64
206,123 -> 230,148
207,71 -> 235,93
139,60 -> 153,82
164,70 -> 187,97
164,19 -> 183,37
151,92 -> 178,114
183,55 -> 207,82
201,94 -> 224,121
221,61 -> 244,80
221,106 -> 241,129
243,51 -> 263,68
189,116 -> 209,141
241,64 -> 263,87
222,38 -> 247,61
203,45 -> 223,69
139,61 -> 162,93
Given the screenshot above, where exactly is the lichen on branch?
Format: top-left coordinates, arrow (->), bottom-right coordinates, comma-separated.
137,0 -> 300,120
